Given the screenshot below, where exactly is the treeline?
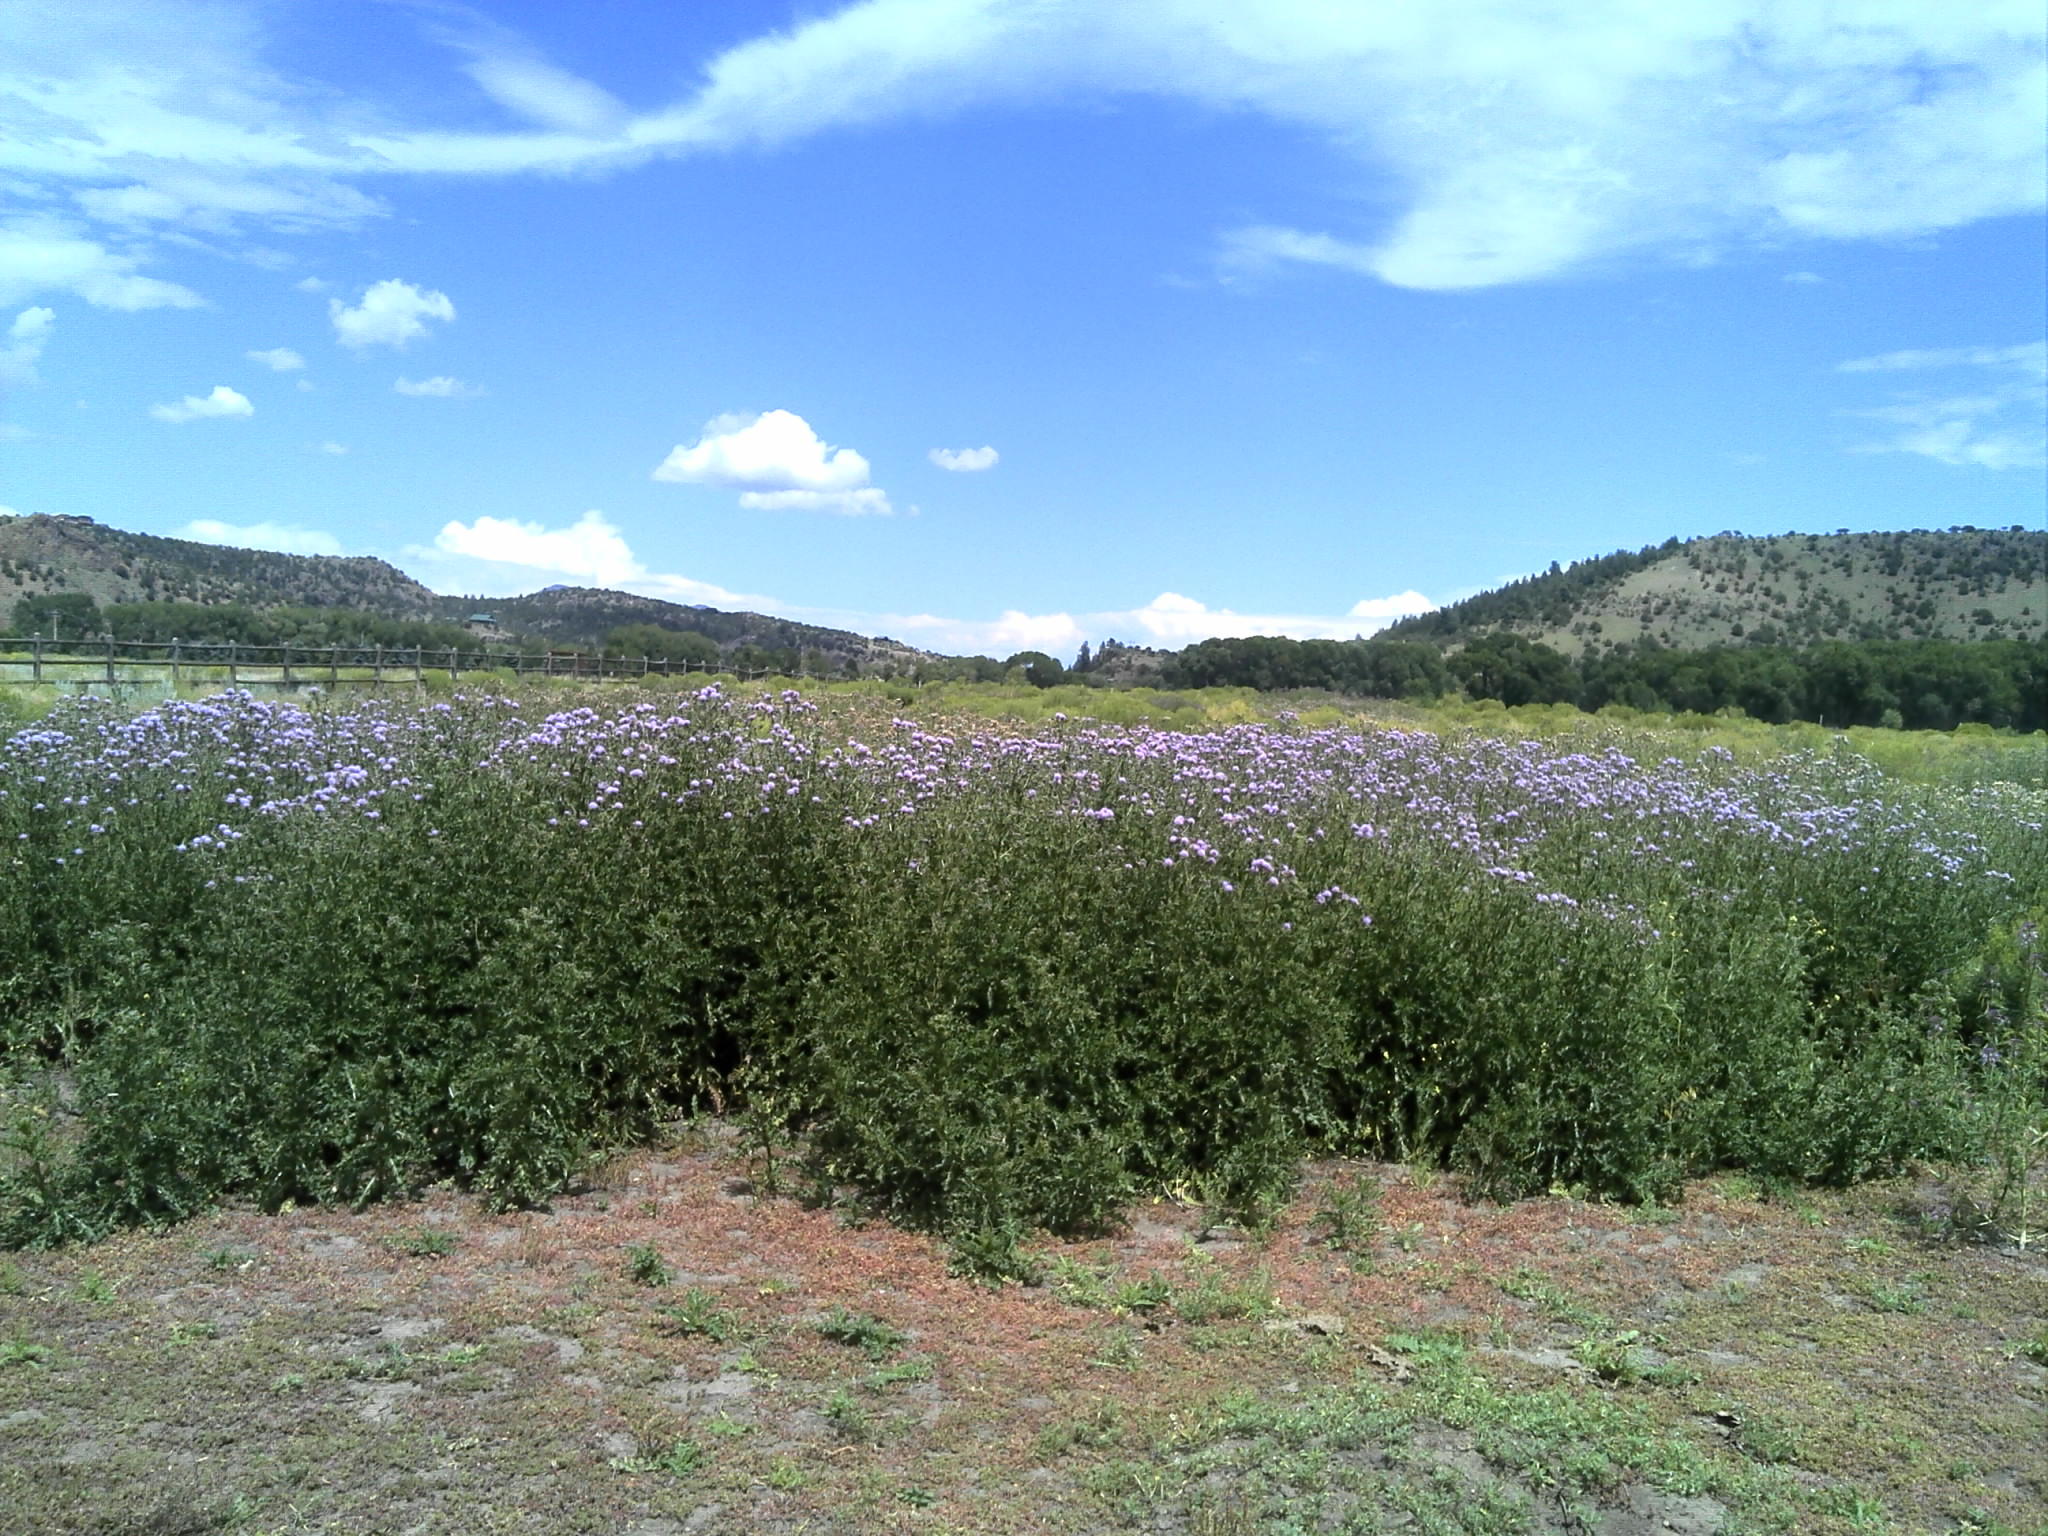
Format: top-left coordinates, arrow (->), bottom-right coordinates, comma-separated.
7,595 -> 485,654
1159,631 -> 2048,732
1383,538 -> 1683,641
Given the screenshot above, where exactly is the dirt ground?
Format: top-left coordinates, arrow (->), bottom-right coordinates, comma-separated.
2,1123 -> 2043,1536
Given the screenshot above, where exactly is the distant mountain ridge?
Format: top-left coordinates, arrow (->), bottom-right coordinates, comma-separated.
1383,527 -> 2046,654
0,513 -> 932,668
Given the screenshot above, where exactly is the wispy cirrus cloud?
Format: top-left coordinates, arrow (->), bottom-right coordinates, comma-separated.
0,0 -> 2039,307
0,306 -> 54,385
1838,341 -> 2047,469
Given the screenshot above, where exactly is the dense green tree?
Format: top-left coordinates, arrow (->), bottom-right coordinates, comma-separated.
1447,633 -> 1579,706
603,624 -> 721,666
1005,651 -> 1066,688
10,592 -> 101,638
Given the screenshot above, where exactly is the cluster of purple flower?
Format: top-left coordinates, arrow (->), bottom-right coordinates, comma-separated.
3,689 -> 2038,935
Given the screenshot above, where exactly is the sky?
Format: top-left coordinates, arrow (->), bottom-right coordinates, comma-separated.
1,0 -> 2043,659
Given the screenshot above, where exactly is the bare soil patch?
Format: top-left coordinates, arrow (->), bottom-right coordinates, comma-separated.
2,1125 -> 2043,1535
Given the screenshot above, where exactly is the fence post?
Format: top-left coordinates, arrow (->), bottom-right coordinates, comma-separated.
227,641 -> 238,689
280,642 -> 292,689
413,644 -> 423,686
373,644 -> 383,689
105,632 -> 116,686
447,646 -> 458,682
31,635 -> 41,684
330,643 -> 340,687
169,637 -> 181,691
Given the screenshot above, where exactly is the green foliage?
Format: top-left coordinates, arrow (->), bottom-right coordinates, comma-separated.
611,1438 -> 703,1477
388,1228 -> 457,1260
0,1329 -> 52,1369
658,1288 -> 738,1342
947,1222 -> 1045,1286
2,686 -> 2042,1260
624,1241 -> 671,1288
811,1306 -> 906,1360
820,1385 -> 870,1440
604,624 -> 721,666
9,591 -> 101,638
1308,1173 -> 1383,1263
1004,650 -> 1066,688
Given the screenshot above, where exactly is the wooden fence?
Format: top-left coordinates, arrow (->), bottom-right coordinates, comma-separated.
0,635 -> 794,690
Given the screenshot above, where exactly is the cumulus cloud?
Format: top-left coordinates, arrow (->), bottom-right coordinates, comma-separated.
3,0 -> 2039,306
176,518 -> 342,556
394,375 -> 483,397
246,346 -> 303,371
1,306 -> 54,385
929,444 -> 998,472
398,509 -> 1431,654
430,508 -> 644,587
871,588 -> 1438,655
1838,341 -> 2046,469
148,384 -> 252,423
655,409 -> 893,515
316,440 -> 347,455
329,279 -> 454,350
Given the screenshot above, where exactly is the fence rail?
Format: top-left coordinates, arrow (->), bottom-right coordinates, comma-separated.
0,635 -> 795,689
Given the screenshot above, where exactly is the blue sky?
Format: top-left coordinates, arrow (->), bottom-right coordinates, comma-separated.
2,0 -> 2042,658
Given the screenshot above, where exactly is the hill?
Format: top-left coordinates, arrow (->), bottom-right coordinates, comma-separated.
0,513 -> 440,617
0,514 -> 933,671
1382,527 -> 2046,656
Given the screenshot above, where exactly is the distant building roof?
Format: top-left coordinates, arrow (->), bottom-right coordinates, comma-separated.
467,612 -> 496,623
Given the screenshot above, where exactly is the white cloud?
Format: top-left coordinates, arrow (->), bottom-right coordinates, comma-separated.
1838,341 -> 2046,469
430,509 -> 644,587
176,518 -> 342,556
75,175 -> 383,235
293,277 -> 328,293
1838,343 -> 2047,375
736,487 -> 895,516
329,279 -> 454,350
246,346 -> 304,371
5,0 -> 2039,306
655,409 -> 894,514
148,384 -> 252,423
634,1 -> 2048,291
316,440 -> 347,455
656,409 -> 870,490
1,306 -> 54,385
1783,271 -> 1823,284
929,444 -> 998,472
394,374 -> 483,397
0,218 -> 203,309
401,508 -> 1431,654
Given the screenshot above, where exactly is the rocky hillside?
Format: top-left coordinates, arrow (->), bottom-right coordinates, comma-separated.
0,513 -> 932,667
0,513 -> 439,616
1384,527 -> 2046,656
